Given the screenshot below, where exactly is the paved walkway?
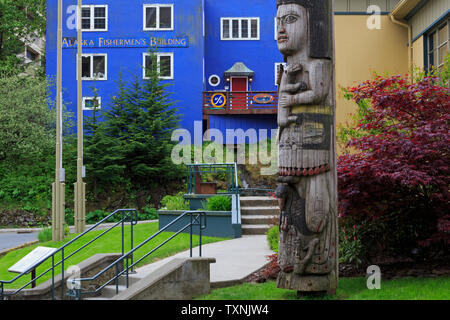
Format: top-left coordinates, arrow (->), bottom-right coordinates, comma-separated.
135,235 -> 274,287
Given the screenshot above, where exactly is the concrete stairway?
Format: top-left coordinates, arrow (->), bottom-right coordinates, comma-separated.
240,196 -> 280,235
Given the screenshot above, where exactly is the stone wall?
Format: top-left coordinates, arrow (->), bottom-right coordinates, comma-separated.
0,209 -> 51,228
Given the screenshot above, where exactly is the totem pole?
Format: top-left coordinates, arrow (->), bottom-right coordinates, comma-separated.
275,0 -> 338,295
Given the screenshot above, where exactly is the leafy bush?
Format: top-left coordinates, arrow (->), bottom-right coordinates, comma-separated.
138,206 -> 158,220
160,192 -> 189,211
38,227 -> 52,243
338,64 -> 450,260
266,226 -> 279,253
38,225 -> 70,242
338,224 -> 364,268
206,196 -> 232,211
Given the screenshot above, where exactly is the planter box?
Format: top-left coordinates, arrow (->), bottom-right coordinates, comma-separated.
157,210 -> 241,239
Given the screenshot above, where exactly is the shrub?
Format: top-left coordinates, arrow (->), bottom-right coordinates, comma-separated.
38,227 -> 52,243
206,196 -> 231,211
160,192 -> 189,211
266,226 -> 279,253
138,206 -> 158,220
338,224 -> 364,268
38,225 -> 69,242
338,67 -> 450,260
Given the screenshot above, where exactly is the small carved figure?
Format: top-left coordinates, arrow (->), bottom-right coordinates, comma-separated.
275,0 -> 338,295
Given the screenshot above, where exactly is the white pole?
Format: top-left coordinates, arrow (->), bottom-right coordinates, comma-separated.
75,0 -> 86,233
53,0 -> 65,241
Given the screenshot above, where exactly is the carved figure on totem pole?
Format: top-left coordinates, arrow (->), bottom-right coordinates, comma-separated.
275,0 -> 338,294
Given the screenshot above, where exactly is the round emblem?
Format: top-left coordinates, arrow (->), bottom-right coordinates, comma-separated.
211,93 -> 227,108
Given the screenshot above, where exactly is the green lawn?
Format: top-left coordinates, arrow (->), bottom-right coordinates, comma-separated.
195,277 -> 450,300
0,222 -> 227,290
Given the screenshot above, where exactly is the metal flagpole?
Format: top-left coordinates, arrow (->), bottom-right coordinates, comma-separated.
52,0 -> 65,242
74,0 -> 86,234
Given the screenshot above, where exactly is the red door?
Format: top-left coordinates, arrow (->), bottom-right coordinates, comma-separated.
231,77 -> 247,109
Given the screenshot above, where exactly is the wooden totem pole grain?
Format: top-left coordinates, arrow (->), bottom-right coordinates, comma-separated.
275,0 -> 338,295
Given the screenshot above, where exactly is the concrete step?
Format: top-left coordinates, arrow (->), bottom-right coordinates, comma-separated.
84,297 -> 109,300
240,206 -> 280,216
241,224 -> 271,235
240,196 -> 278,207
241,215 -> 278,225
100,284 -> 128,298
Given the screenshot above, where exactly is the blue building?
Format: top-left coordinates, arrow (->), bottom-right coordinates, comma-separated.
46,0 -> 282,143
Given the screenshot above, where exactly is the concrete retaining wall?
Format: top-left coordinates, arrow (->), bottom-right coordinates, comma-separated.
112,257 -> 216,300
4,253 -> 123,300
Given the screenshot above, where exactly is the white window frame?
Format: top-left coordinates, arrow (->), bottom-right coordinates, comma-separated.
80,53 -> 107,80
220,17 -> 260,40
81,5 -> 108,32
143,4 -> 174,31
274,62 -> 286,86
427,18 -> 449,69
82,97 -> 102,111
208,74 -> 221,87
143,52 -> 174,80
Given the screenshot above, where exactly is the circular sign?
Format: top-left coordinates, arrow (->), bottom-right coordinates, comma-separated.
253,93 -> 274,104
211,93 -> 227,108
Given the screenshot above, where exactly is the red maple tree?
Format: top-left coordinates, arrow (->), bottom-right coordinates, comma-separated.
338,73 -> 449,256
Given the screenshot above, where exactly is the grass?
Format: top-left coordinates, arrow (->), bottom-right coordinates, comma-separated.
0,222 -> 228,290
195,277 -> 450,300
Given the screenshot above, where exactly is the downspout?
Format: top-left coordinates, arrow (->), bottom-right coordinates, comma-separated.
389,13 -> 414,82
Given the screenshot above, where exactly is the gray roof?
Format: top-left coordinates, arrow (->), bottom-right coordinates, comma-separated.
224,62 -> 255,77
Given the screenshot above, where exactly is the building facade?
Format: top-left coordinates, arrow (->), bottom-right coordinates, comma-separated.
46,0 -> 449,145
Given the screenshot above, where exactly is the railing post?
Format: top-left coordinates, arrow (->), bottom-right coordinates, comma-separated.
199,214 -> 203,257
190,213 -> 193,258
61,248 -> 65,300
52,255 -> 55,300
130,211 -> 135,273
121,211 -> 125,257
115,262 -> 119,294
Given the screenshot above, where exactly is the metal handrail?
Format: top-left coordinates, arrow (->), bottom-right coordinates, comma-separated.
0,208 -> 138,300
68,210 -> 207,300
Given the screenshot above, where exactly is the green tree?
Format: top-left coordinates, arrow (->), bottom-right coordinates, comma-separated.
83,86 -> 126,201
102,50 -> 184,190
0,0 -> 46,75
0,76 -> 54,165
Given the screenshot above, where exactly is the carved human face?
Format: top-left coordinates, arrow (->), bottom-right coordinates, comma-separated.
276,4 -> 308,56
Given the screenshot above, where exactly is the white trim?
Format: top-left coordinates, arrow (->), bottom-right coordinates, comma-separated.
208,74 -> 221,87
80,53 -> 107,80
220,17 -> 260,40
274,62 -> 286,86
143,52 -> 174,80
82,96 -> 102,111
274,17 -> 278,40
143,4 -> 174,31
81,5 -> 108,32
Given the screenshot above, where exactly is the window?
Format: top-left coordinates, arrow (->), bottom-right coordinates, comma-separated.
81,5 -> 108,31
81,54 -> 107,80
208,75 -> 221,87
143,52 -> 174,80
144,4 -> 174,31
427,18 -> 449,70
82,97 -> 101,111
274,63 -> 286,86
221,18 -> 260,40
